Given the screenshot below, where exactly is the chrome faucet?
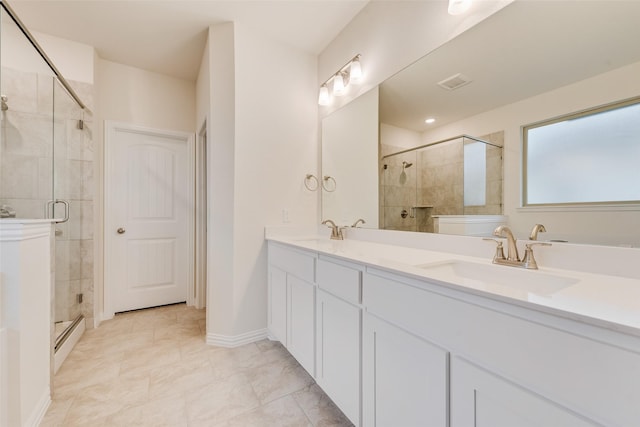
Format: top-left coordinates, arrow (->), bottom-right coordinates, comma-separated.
322,219 -> 344,240
493,225 -> 519,261
529,223 -> 546,240
351,218 -> 366,228
0,205 -> 16,218
484,225 -> 551,270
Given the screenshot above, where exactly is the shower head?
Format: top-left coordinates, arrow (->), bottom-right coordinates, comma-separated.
402,161 -> 413,170
1,95 -> 7,111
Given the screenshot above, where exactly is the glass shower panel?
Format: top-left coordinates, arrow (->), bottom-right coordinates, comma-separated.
0,7 -> 56,219
381,150 -> 417,231
52,79 -> 84,341
2,4 -> 88,345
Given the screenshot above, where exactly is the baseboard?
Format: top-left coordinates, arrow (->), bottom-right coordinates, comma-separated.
26,389 -> 51,427
206,328 -> 268,348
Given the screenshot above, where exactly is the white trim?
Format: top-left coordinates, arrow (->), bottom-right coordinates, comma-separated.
186,126 -> 196,308
206,328 -> 268,348
194,121 -> 208,310
25,389 -> 51,427
430,215 -> 508,224
518,204 -> 640,213
103,121 -> 195,318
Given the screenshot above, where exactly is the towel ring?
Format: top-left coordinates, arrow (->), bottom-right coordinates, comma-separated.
304,174 -> 319,191
322,175 -> 337,192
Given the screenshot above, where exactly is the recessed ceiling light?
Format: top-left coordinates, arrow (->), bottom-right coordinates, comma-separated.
425,118 -> 436,124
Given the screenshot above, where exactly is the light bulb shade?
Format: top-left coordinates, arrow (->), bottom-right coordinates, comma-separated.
318,84 -> 330,106
448,0 -> 472,15
333,72 -> 346,96
350,58 -> 363,82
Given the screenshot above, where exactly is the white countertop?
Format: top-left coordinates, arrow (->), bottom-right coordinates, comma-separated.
267,234 -> 640,338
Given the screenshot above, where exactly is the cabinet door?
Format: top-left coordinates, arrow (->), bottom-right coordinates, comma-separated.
363,314 -> 448,427
451,357 -> 596,427
316,289 -> 361,426
288,275 -> 315,376
268,266 -> 287,344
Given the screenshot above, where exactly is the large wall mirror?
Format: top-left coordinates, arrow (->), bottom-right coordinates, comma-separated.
321,0 -> 640,247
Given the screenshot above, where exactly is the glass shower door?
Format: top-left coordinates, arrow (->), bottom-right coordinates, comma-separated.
2,1 -> 91,354
52,78 -> 86,347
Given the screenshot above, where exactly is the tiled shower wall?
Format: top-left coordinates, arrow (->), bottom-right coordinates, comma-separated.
0,66 -> 95,327
380,149 -> 422,232
380,132 -> 503,232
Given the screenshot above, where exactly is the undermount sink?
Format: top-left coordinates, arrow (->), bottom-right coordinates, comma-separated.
415,260 -> 579,295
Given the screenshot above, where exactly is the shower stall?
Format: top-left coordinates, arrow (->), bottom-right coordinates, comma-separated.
1,1 -> 93,362
380,133 -> 504,234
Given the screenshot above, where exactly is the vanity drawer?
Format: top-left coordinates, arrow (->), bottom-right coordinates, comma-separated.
317,257 -> 362,304
268,242 -> 315,283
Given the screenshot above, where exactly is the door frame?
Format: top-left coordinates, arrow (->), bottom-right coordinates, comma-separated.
103,121 -> 195,319
194,121 -> 208,309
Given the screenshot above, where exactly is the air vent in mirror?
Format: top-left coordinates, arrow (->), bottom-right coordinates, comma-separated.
437,73 -> 472,90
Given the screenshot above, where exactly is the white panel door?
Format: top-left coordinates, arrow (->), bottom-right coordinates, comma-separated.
106,122 -> 193,314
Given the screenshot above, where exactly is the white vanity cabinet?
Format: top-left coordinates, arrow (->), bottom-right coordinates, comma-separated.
266,237 -> 640,427
364,267 -> 640,427
450,357 -> 593,427
362,314 -> 448,427
315,256 -> 363,426
267,242 -> 316,376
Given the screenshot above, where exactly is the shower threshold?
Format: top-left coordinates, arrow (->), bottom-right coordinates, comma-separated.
54,314 -> 85,373
54,314 -> 84,352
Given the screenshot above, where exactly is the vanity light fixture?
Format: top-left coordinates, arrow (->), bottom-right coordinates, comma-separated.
318,54 -> 363,105
448,0 -> 472,15
333,72 -> 346,96
318,84 -> 330,106
350,56 -> 363,82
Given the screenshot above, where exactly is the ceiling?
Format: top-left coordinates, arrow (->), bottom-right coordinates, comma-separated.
8,0 -> 369,81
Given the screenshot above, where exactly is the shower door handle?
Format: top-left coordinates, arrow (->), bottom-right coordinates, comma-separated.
46,199 -> 70,223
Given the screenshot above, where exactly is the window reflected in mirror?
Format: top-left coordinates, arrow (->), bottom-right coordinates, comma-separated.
524,97 -> 640,206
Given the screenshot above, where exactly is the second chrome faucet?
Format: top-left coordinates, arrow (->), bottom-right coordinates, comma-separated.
322,219 -> 344,240
485,224 -> 551,270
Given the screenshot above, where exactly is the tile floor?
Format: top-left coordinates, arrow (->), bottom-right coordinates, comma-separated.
42,303 -> 353,426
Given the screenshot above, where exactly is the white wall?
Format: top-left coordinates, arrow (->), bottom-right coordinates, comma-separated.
233,23 -> 317,335
96,59 -> 195,132
202,23 -> 236,338
318,0 -> 512,116
2,28 -> 93,84
322,87 -> 379,227
420,60 -> 640,246
201,22 -> 318,340
32,31 -> 94,84
195,38 -> 210,132
380,123 -> 422,155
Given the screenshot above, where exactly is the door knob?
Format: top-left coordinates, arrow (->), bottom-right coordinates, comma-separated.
117,227 -> 126,234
